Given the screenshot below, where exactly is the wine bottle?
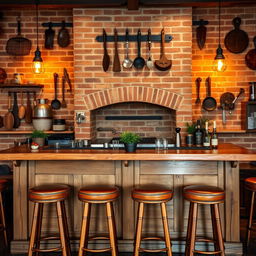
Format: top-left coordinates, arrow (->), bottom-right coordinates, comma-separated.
211,121 -> 218,149
195,120 -> 203,146
203,121 -> 211,147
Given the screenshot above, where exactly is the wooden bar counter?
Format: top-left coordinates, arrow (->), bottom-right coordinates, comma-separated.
1,143 -> 256,255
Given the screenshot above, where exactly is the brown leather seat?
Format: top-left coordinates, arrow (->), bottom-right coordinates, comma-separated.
245,177 -> 256,191
183,185 -> 225,204
28,184 -> 71,256
0,179 -> 8,248
132,188 -> 173,203
78,186 -> 119,203
0,179 -> 8,191
29,184 -> 70,202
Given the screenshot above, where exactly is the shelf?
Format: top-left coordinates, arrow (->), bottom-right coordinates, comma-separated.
218,129 -> 246,134
0,84 -> 44,92
0,130 -> 74,135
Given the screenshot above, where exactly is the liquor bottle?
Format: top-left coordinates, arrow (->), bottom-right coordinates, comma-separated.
195,120 -> 203,146
203,121 -> 211,147
211,121 -> 218,149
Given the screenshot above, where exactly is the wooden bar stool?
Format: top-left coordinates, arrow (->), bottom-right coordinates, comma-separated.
245,177 -> 256,246
78,186 -> 120,256
0,179 -> 8,248
132,188 -> 173,256
183,185 -> 225,256
28,184 -> 71,256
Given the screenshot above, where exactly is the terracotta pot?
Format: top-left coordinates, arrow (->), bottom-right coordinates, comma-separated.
33,137 -> 45,147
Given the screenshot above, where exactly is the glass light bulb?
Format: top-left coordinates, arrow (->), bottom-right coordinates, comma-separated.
32,61 -> 43,74
213,58 -> 227,72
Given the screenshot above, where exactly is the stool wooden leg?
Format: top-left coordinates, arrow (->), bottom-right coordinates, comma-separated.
185,203 -> 193,256
160,202 -> 172,256
110,202 -> 118,253
78,202 -> 91,256
210,204 -> 220,253
35,203 -> 44,256
56,201 -> 68,256
106,202 -> 118,256
61,201 -> 71,256
213,204 -> 225,256
0,192 -> 8,247
28,203 -> 40,256
188,202 -> 198,256
247,191 -> 255,247
134,202 -> 144,256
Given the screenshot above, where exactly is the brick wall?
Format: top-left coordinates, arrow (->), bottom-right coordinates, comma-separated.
0,9 -> 74,150
192,5 -> 256,148
94,102 -> 176,140
73,7 -> 192,140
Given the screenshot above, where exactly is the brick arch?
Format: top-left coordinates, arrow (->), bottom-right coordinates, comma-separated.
83,86 -> 183,111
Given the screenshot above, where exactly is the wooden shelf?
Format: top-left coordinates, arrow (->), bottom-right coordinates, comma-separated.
0,84 -> 44,92
0,130 -> 74,135
218,129 -> 246,133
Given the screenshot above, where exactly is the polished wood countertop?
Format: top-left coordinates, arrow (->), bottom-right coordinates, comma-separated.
0,143 -> 256,161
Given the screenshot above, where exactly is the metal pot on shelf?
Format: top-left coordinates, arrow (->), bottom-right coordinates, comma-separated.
32,99 -> 53,131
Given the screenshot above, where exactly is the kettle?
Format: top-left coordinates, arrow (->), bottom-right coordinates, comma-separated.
32,99 -> 53,131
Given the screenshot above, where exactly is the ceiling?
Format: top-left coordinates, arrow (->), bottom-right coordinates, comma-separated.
0,0 -> 255,10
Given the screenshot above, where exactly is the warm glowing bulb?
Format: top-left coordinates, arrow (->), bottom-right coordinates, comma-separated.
213,58 -> 227,72
33,61 -> 43,74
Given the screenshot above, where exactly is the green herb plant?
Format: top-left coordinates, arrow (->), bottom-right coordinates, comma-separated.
31,130 -> 48,139
120,131 -> 141,144
186,122 -> 196,134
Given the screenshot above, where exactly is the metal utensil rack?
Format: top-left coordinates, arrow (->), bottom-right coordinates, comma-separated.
96,34 -> 172,43
42,21 -> 73,28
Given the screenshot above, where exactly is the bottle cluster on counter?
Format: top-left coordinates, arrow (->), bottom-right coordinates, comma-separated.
183,120 -> 218,149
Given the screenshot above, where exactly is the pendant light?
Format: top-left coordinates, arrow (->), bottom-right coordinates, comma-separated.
213,0 -> 227,72
32,0 -> 44,74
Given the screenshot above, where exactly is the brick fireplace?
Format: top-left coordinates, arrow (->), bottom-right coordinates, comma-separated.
73,7 -> 192,139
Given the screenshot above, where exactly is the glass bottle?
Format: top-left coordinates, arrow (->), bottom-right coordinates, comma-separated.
195,120 -> 203,147
203,121 -> 211,147
211,121 -> 218,149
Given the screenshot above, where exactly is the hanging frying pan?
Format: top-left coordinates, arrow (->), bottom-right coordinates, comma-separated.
202,77 -> 217,111
220,92 -> 235,111
245,36 -> 256,70
224,17 -> 249,54
44,22 -> 55,49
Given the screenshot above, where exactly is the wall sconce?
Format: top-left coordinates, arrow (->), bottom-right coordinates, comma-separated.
32,0 -> 44,74
212,0 -> 227,72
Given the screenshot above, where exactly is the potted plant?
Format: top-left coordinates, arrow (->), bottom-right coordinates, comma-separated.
120,131 -> 141,153
186,122 -> 196,147
30,130 -> 48,147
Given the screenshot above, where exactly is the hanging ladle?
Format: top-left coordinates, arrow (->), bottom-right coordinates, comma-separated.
122,29 -> 133,69
133,29 -> 145,70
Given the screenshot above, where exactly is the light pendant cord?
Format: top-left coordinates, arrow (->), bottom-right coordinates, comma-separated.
36,1 -> 39,49
218,0 -> 221,45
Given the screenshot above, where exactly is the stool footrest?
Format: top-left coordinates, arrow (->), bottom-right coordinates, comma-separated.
89,236 -> 109,240
83,247 -> 111,253
38,236 -> 60,241
33,246 -> 61,253
196,237 -> 214,243
142,236 -> 164,241
194,249 -> 223,255
140,248 -> 168,253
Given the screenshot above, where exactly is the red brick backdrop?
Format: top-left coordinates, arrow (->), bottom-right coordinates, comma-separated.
73,8 -> 192,139
192,5 -> 256,148
0,9 -> 74,150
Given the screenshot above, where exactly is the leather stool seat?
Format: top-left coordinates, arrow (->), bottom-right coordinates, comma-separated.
245,177 -> 256,191
132,188 -> 173,203
28,184 -> 71,256
78,186 -> 119,256
0,179 -> 8,191
183,185 -> 225,256
78,186 -> 119,202
29,184 -> 70,202
245,177 -> 256,247
0,179 -> 8,248
132,187 -> 173,256
183,185 -> 225,204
